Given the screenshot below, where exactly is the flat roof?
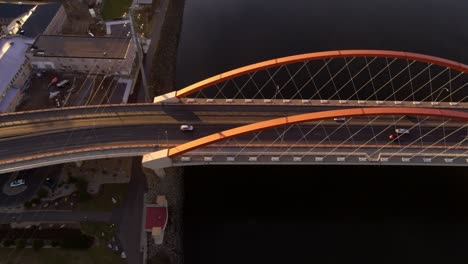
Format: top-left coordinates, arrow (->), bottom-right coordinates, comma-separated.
145,206 -> 167,230
31,35 -> 131,59
21,3 -> 62,39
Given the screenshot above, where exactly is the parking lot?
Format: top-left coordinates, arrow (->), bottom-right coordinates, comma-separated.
0,166 -> 62,207
17,71 -> 126,111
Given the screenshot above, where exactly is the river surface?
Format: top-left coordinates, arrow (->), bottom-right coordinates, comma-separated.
177,1 -> 468,263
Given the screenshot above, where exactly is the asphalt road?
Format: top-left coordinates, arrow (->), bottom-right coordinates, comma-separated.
111,157 -> 147,264
0,104 -> 465,162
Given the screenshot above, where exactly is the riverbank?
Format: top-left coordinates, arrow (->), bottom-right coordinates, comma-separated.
146,168 -> 184,264
149,0 -> 186,97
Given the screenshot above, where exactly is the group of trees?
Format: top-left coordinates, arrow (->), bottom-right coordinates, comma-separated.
69,176 -> 90,202
23,176 -> 91,209
23,188 -> 49,209
1,235 -> 94,250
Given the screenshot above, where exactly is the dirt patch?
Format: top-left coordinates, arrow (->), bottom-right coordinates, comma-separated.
62,158 -> 132,194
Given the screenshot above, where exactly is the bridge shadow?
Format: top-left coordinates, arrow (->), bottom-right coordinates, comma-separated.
161,104 -> 202,123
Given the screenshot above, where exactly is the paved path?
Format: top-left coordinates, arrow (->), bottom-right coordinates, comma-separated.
112,157 -> 148,264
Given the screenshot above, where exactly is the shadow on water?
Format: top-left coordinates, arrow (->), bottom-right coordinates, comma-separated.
184,165 -> 468,264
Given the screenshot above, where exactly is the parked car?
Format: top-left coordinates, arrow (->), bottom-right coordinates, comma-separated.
44,177 -> 56,189
180,125 -> 194,131
56,80 -> 70,88
49,76 -> 59,87
10,179 -> 25,188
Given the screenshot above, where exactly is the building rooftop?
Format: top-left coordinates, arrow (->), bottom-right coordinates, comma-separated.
31,35 -> 131,59
21,3 -> 62,39
105,19 -> 131,37
145,206 -> 167,231
0,36 -> 33,96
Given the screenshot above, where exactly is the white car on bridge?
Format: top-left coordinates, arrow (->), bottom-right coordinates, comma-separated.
180,125 -> 194,131
395,128 -> 410,134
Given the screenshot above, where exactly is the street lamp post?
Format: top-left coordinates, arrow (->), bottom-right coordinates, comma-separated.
274,85 -> 279,100
434,87 -> 449,102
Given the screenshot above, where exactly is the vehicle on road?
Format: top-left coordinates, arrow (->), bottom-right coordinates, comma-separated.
180,125 -> 194,131
389,128 -> 410,140
395,128 -> 410,134
333,117 -> 347,122
10,179 -> 25,188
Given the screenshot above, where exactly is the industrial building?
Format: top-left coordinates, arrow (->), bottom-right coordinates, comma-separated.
28,35 -> 137,76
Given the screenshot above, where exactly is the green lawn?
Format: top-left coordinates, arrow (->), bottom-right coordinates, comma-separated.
79,184 -> 128,211
101,0 -> 132,20
80,222 -> 117,244
0,246 -> 124,264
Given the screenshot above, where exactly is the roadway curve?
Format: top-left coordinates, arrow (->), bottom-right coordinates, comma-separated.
175,50 -> 468,98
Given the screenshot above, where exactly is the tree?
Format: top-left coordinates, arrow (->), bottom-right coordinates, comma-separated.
2,239 -> 14,247
32,240 -> 44,250
50,240 -> 60,247
30,198 -> 40,205
60,235 -> 94,249
23,201 -> 32,209
76,178 -> 90,202
15,239 -> 26,249
37,188 -> 49,199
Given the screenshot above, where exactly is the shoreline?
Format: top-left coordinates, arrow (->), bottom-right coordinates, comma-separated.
149,0 -> 187,97
146,0 -> 187,263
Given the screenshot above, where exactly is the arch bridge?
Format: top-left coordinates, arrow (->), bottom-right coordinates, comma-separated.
0,50 -> 466,174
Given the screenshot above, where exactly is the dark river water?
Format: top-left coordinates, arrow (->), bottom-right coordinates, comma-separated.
176,1 -> 468,263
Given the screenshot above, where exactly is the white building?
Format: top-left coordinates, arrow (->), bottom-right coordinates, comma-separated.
0,36 -> 34,112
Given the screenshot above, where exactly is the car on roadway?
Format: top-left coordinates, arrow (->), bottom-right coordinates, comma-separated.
395,128 -> 410,134
389,128 -> 410,140
180,125 -> 194,131
333,117 -> 347,122
10,179 -> 25,188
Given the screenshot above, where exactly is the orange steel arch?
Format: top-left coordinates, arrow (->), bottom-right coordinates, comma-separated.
175,50 -> 468,98
167,107 -> 468,157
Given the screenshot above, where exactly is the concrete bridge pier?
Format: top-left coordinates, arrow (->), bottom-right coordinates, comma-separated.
153,91 -> 180,104
142,149 -> 173,177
